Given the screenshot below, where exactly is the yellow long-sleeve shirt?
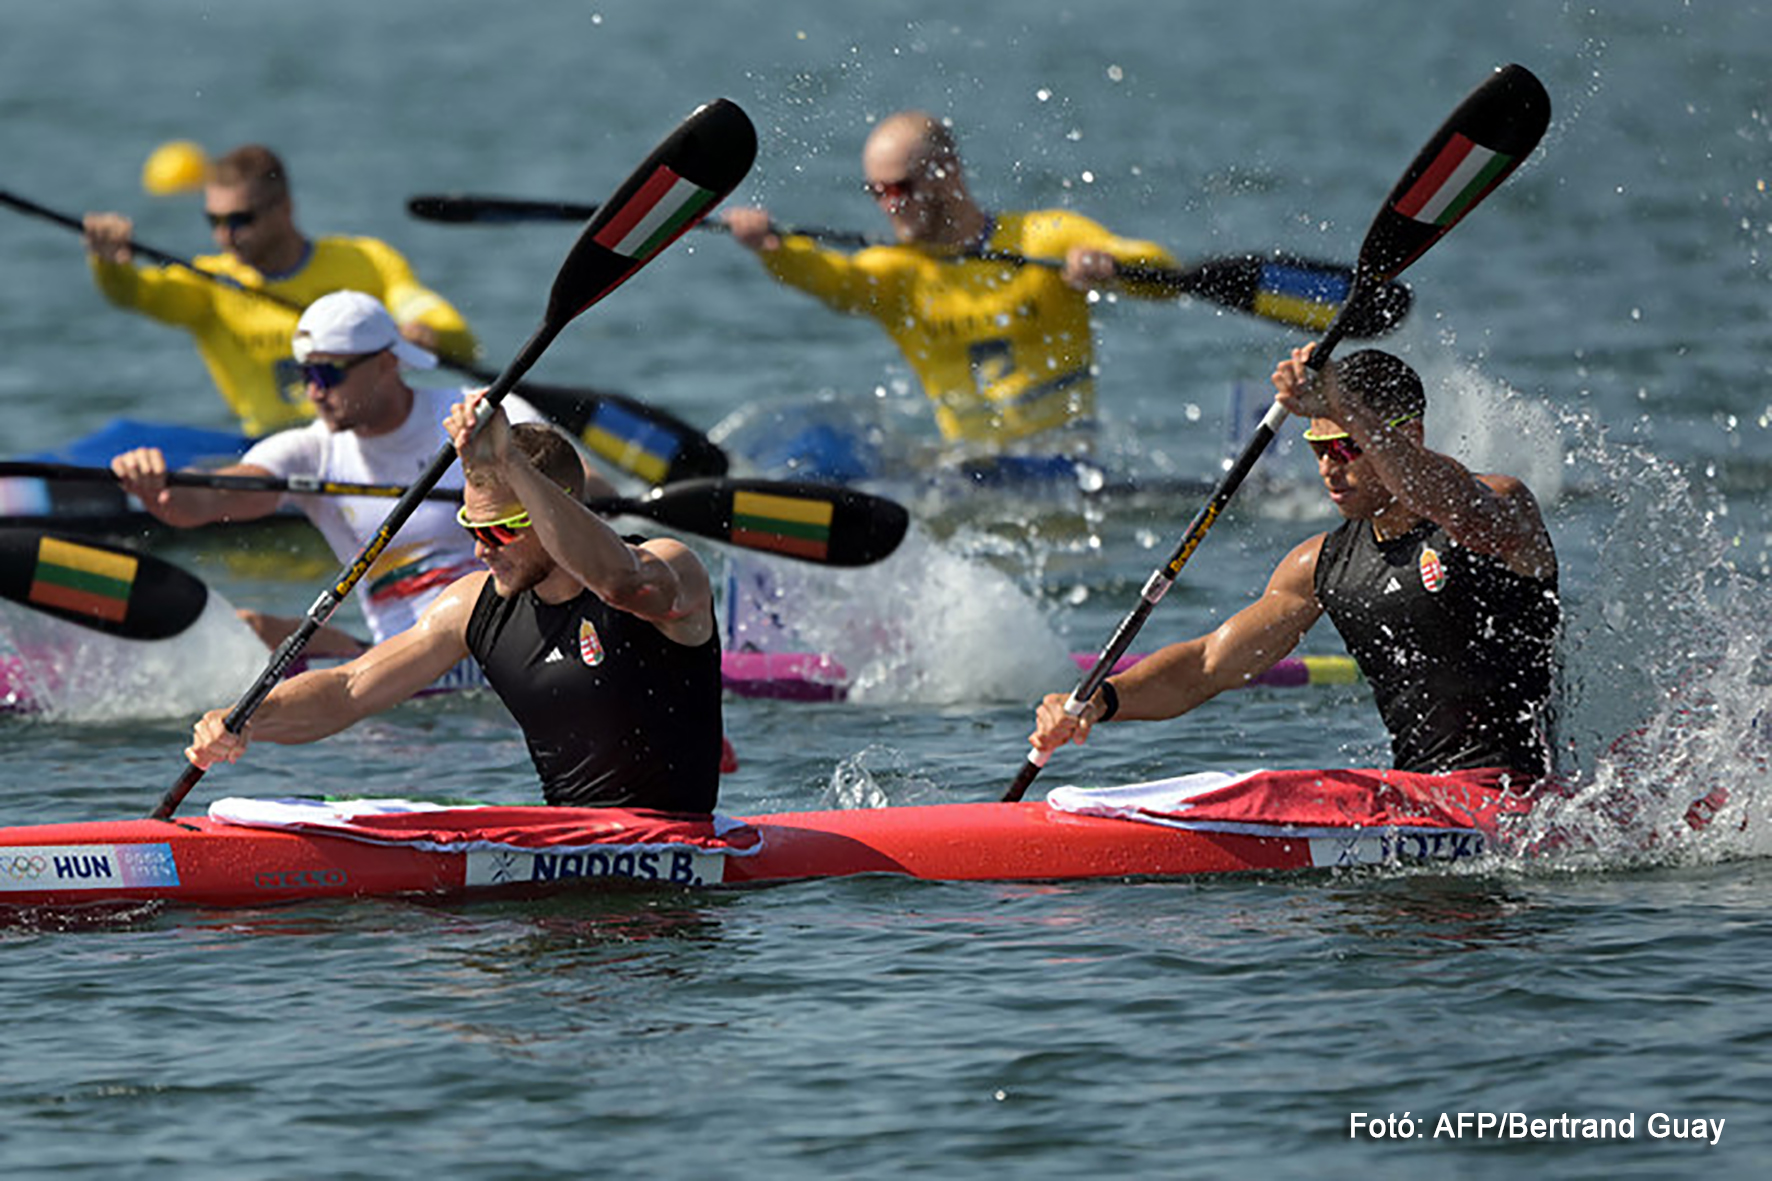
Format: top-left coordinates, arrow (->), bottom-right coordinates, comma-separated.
89,235 -> 477,436
761,209 -> 1175,445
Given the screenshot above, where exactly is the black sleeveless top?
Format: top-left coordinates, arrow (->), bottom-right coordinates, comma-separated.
1313,518 -> 1559,778
465,571 -> 723,811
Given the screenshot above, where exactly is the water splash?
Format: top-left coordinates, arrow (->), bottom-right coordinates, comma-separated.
722,525 -> 1073,705
0,594 -> 265,723
1512,415 -> 1772,866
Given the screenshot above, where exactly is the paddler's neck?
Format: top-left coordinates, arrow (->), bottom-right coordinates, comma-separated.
533,566 -> 587,606
1370,502 -> 1423,544
926,201 -> 991,250
245,233 -> 312,279
351,376 -> 415,439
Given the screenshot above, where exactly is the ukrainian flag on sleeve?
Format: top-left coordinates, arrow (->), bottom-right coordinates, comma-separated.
730,490 -> 832,561
29,536 -> 136,623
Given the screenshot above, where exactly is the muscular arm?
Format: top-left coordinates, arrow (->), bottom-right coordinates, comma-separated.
1275,345 -> 1556,578
1030,536 -> 1326,752
504,453 -> 715,646
451,400 -> 714,647
746,229 -> 903,318
86,254 -> 215,328
1016,209 -> 1178,298
109,450 -> 285,528
185,574 -> 479,767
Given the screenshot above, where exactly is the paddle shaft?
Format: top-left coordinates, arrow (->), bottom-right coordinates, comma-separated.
1004,64 -> 1550,803
1001,350 -> 1334,804
0,460 -> 456,501
151,321 -> 559,820
149,95 -> 758,819
0,188 -> 535,381
0,188 -> 724,483
973,249 -> 1411,340
1,461 -> 907,566
408,193 -> 1408,339
407,193 -> 872,247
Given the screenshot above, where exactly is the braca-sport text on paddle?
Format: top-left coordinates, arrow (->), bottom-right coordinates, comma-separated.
152,98 -> 758,821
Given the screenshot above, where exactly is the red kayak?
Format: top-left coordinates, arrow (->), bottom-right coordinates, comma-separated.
0,769 -> 1514,910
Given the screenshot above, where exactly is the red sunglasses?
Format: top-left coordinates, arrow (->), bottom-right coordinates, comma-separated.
863,176 -> 918,203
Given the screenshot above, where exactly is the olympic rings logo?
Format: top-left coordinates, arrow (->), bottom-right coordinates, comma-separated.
1,854 -> 49,880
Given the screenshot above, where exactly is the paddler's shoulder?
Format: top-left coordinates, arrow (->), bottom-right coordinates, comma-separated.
995,207 -> 1112,252
419,568 -> 495,635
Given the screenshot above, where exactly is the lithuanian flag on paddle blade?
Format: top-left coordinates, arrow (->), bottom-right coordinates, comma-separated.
0,529 -> 210,640
729,489 -> 833,561
29,535 -> 137,623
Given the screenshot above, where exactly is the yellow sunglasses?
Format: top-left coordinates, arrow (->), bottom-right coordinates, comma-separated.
1303,412 -> 1421,462
456,505 -> 533,548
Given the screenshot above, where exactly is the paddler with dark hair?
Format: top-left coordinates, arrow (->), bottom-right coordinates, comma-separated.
1030,344 -> 1560,785
184,394 -> 725,813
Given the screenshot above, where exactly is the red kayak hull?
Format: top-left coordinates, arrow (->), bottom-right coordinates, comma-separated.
0,797 -> 1468,910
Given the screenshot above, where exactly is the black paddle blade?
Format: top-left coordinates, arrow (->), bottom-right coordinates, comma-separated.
1359,63 -> 1550,282
1167,254 -> 1413,339
618,479 -> 910,567
544,99 -> 759,328
0,529 -> 207,640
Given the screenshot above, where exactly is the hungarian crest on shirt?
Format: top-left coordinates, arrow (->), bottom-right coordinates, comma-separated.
1419,546 -> 1447,593
578,618 -> 605,666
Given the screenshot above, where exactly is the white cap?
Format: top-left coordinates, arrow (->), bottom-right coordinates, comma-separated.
292,290 -> 437,369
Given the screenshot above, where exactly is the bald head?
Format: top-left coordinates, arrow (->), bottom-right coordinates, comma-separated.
864,111 -> 957,171
861,111 -> 982,245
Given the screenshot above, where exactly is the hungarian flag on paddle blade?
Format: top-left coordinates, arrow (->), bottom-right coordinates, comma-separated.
1361,63 -> 1550,280
545,99 -> 758,325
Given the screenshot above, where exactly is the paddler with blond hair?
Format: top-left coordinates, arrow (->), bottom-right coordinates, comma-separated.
82,143 -> 477,436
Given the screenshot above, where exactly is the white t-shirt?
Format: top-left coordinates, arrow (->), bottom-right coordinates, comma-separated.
242,386 -> 544,642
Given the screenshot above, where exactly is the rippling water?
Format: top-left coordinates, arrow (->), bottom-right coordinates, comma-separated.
4,1 -> 1771,1177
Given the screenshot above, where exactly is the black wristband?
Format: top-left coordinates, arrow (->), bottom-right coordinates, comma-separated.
1096,680 -> 1119,722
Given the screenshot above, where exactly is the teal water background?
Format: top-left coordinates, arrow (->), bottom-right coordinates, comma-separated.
3,2 -> 1771,1177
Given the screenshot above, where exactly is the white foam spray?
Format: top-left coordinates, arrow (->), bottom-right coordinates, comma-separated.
722,524 -> 1074,705
1,591 -> 266,722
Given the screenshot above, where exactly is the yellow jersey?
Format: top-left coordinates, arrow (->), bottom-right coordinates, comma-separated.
760,209 -> 1175,445
89,236 -> 478,436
